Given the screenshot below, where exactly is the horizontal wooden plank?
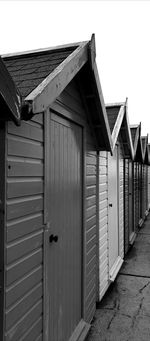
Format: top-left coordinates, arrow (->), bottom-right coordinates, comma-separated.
86,245 -> 96,264
7,213 -> 43,242
86,196 -> 96,209
86,215 -> 96,231
99,191 -> 107,202
7,159 -> 43,177
20,317 -> 42,341
99,183 -> 107,193
86,186 -> 96,197
86,225 -> 96,243
86,155 -> 96,166
5,300 -> 42,341
86,205 -> 96,220
6,283 -> 42,330
99,216 -> 107,229
86,175 -> 96,186
7,231 -> 43,264
99,208 -> 107,219
6,266 -> 42,308
99,165 -> 107,175
7,179 -> 43,198
100,199 -> 107,211
86,235 -> 96,253
8,121 -> 43,142
8,137 -> 43,159
6,248 -> 42,286
99,175 -> 107,184
7,196 -> 43,220
99,151 -> 107,158
86,165 -> 96,176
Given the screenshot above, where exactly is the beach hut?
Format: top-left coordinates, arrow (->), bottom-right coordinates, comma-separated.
0,35 -> 112,341
148,144 -> 150,210
98,100 -> 133,301
141,135 -> 149,221
130,124 -> 143,231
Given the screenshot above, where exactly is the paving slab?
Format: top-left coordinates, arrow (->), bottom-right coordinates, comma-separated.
86,215 -> 150,341
86,275 -> 150,341
120,234 -> 150,277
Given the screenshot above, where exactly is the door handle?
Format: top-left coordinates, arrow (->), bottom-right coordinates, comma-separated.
49,234 -> 58,243
109,203 -> 113,207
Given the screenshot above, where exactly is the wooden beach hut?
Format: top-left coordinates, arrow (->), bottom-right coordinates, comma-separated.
141,135 -> 149,221
0,35 -> 112,341
98,100 -> 133,301
130,124 -> 143,231
147,144 -> 150,210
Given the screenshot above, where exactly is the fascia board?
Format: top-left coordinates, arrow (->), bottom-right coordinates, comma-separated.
111,104 -> 125,151
92,62 -> 113,154
24,41 -> 89,113
125,109 -> 134,160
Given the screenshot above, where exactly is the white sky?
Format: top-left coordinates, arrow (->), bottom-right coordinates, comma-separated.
1,0 -> 150,139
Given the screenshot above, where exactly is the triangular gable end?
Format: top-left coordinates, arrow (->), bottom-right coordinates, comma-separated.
106,100 -> 134,159
132,123 -> 143,163
141,136 -> 148,161
3,35 -> 113,153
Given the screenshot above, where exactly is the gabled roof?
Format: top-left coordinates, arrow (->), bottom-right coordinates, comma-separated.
0,56 -> 21,125
2,34 -> 112,152
130,123 -> 143,162
106,100 -> 134,159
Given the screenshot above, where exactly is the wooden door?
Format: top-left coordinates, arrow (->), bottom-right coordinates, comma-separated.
108,146 -> 119,277
47,112 -> 83,341
129,161 -> 134,239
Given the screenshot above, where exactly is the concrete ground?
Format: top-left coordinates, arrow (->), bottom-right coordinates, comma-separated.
86,214 -> 150,341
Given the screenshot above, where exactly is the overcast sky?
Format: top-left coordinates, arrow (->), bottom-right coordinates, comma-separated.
1,0 -> 150,138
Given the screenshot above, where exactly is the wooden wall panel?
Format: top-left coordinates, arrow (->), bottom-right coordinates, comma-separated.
5,117 -> 44,341
98,151 -> 109,300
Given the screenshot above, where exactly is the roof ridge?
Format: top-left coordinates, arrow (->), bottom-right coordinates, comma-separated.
2,41 -> 87,60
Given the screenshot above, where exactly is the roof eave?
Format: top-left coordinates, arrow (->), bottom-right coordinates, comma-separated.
24,41 -> 89,113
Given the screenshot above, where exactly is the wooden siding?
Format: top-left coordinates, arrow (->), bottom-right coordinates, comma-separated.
148,167 -> 150,210
134,163 -> 140,230
5,115 -> 44,340
98,151 -> 109,300
124,159 -> 129,254
51,78 -> 97,325
119,144 -> 124,259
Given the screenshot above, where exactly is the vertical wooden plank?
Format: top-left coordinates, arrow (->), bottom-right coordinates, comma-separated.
0,122 -> 6,341
43,108 -> 50,341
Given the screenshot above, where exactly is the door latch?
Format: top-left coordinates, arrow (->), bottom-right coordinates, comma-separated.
49,234 -> 58,243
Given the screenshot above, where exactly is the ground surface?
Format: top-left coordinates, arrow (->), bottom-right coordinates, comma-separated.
86,214 -> 150,341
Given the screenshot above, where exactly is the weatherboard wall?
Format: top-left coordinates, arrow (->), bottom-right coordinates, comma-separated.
98,151 -> 109,301
98,141 -> 124,302
5,114 -> 44,341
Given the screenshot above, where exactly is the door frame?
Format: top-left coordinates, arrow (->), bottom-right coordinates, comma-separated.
43,107 -> 88,341
108,144 -> 123,282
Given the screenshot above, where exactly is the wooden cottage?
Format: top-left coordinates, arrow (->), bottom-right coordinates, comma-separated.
130,124 -> 143,231
98,101 -> 133,301
0,35 -> 113,341
141,135 -> 149,221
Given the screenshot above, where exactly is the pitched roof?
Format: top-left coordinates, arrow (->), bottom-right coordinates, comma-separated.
3,46 -> 76,100
2,35 -> 113,152
106,100 -> 134,159
0,56 -> 21,125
